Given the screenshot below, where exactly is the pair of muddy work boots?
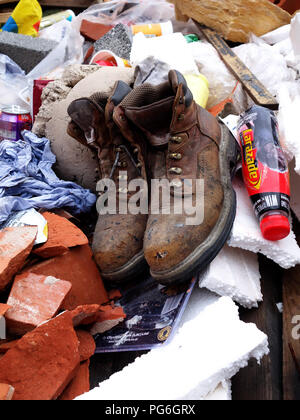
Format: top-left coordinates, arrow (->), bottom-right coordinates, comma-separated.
67,70 -> 238,286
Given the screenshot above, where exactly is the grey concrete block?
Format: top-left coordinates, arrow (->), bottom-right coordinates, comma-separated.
94,24 -> 132,60
0,32 -> 58,74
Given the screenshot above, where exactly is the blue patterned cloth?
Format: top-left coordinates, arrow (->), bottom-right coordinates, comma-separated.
0,131 -> 96,223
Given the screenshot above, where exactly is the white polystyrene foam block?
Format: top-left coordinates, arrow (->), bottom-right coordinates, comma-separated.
228,177 -> 300,269
199,245 -> 262,309
130,32 -> 199,76
203,381 -> 231,401
76,289 -> 268,400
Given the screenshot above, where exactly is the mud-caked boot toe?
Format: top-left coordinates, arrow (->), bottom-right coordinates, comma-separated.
92,213 -> 147,283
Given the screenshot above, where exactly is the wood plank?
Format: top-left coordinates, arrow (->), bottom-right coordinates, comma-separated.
283,265 -> 300,400
232,255 -> 283,400
194,23 -> 279,111
0,1 -> 17,5
0,12 -> 11,24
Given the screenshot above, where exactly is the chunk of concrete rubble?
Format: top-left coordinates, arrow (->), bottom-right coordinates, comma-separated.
0,226 -> 37,291
58,360 -> 90,401
76,330 -> 96,362
0,312 -> 80,400
199,245 -> 262,309
27,245 -> 108,311
76,289 -> 269,400
33,67 -> 134,191
94,24 -> 133,60
0,383 -> 15,400
33,212 -> 88,258
228,177 -> 300,269
5,273 -> 72,335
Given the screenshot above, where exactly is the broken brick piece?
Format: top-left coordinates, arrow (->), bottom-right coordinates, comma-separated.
28,245 -> 108,310
90,305 -> 126,336
80,19 -> 113,42
0,339 -> 19,354
5,273 -> 72,335
0,226 -> 37,291
76,330 -> 96,362
108,289 -> 122,302
71,304 -> 101,327
33,212 -> 88,258
0,312 -> 80,400
58,360 -> 90,401
0,303 -> 10,317
0,383 -> 15,400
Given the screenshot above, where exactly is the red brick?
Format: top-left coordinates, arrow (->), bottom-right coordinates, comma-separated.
5,273 -> 72,335
0,339 -> 19,354
80,19 -> 113,41
108,289 -> 122,302
90,305 -> 126,335
0,226 -> 37,291
71,304 -> 101,327
28,245 -> 108,311
0,312 -> 80,400
33,212 -> 88,258
58,360 -> 90,401
0,303 -> 10,317
76,330 -> 96,362
0,383 -> 15,400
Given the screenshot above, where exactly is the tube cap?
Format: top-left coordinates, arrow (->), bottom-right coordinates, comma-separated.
260,214 -> 290,241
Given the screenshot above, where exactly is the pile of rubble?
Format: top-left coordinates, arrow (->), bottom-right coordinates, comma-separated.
0,211 -> 125,400
0,0 -> 299,401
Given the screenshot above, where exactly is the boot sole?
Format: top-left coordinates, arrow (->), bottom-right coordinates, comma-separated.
101,250 -> 147,284
150,124 -> 239,285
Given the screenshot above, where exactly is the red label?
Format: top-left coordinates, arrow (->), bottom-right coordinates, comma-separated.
240,128 -> 290,197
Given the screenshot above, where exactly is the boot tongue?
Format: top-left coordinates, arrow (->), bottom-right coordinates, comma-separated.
110,81 -> 132,106
121,71 -> 194,147
120,80 -> 175,147
169,70 -> 193,108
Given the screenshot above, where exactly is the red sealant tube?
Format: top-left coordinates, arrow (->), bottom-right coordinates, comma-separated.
237,105 -> 291,241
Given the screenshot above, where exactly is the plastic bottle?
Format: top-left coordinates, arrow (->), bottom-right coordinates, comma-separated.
237,105 -> 291,241
131,21 -> 173,37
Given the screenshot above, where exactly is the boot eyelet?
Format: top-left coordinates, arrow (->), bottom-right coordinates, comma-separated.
136,162 -> 142,168
178,114 -> 185,121
115,147 -> 122,152
133,148 -> 139,154
170,136 -> 183,144
169,167 -> 182,175
118,162 -> 127,168
169,153 -> 182,160
118,188 -> 128,194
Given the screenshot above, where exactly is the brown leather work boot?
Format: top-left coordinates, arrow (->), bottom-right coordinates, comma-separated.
114,70 -> 238,285
67,82 -> 148,283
